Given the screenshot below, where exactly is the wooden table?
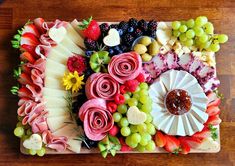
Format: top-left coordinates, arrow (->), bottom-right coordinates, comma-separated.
0,0 -> 234,165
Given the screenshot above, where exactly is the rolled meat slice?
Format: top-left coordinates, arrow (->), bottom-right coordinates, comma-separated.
108,52 -> 142,84
85,73 -> 120,101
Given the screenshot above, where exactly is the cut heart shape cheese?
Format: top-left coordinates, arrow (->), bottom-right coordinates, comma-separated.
49,26 -> 67,43
103,28 -> 120,47
127,106 -> 147,125
23,134 -> 42,150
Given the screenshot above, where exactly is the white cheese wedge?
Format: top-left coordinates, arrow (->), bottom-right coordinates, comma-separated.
67,139 -> 82,153
47,49 -> 68,65
71,19 -> 84,37
46,107 -> 70,117
59,36 -> 84,55
45,69 -> 63,80
197,137 -> 220,151
43,88 -> 70,98
46,58 -> 67,74
157,28 -> 172,46
52,123 -> 78,137
45,77 -> 64,90
47,114 -> 71,132
65,23 -> 85,48
44,96 -> 68,108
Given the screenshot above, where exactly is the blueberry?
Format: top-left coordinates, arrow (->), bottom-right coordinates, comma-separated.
108,48 -> 114,55
116,49 -> 123,54
114,46 -> 120,51
128,27 -> 134,33
85,51 -> 93,57
118,29 -> 123,36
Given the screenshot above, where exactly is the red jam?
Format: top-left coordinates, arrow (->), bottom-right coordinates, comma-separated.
165,89 -> 192,115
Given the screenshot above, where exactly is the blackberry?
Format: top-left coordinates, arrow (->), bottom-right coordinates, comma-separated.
84,67 -> 94,80
82,135 -> 98,149
85,50 -> 93,57
148,30 -> 157,38
118,21 -> 129,32
99,23 -> 109,34
128,18 -> 138,28
123,33 -> 134,46
138,19 -> 148,32
134,28 -> 143,38
119,45 -> 128,52
84,38 -> 97,50
148,20 -> 158,31
110,24 -> 119,29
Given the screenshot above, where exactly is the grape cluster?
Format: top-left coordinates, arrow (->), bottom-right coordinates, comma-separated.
172,16 -> 228,52
112,82 -> 156,152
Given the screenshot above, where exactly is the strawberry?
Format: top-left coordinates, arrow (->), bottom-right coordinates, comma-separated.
22,24 -> 40,37
179,136 -> 202,149
154,131 -> 166,147
179,138 -> 191,154
108,125 -> 119,136
18,73 -> 33,85
164,135 -> 180,154
33,18 -> 46,34
192,126 -> 211,140
20,52 -> 36,64
78,16 -> 101,41
18,87 -> 31,98
20,44 -> 38,58
20,33 -> 40,46
206,106 -> 221,116
205,115 -> 222,126
21,64 -> 31,75
208,98 -> 221,107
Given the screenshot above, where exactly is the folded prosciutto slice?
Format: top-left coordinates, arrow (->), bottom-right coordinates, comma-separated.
108,52 -> 142,84
85,73 -> 120,101
79,98 -> 114,141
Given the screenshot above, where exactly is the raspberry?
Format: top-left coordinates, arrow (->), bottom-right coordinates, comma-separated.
84,38 -> 97,50
107,102 -> 117,113
114,94 -> 125,104
120,85 -> 127,94
119,137 -> 132,152
109,125 -> 119,136
125,79 -> 139,92
136,73 -> 145,83
67,55 -> 87,74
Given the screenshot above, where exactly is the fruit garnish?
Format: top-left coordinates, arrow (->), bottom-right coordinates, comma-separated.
154,131 -> 166,147
78,16 -> 101,41
89,51 -> 110,72
67,55 -> 87,74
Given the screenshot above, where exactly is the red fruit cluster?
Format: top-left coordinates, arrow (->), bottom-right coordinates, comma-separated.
119,137 -> 132,152
114,94 -> 125,105
67,55 -> 87,74
107,102 -> 117,113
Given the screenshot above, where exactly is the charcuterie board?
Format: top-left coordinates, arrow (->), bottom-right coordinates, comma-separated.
11,17 -> 227,157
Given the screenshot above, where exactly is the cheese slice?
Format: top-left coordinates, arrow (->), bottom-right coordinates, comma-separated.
59,36 -> 84,55
67,139 -> 82,153
47,115 -> 71,132
47,107 -> 70,117
45,68 -> 63,80
65,23 -> 85,48
52,123 -> 77,137
45,77 -> 64,90
44,96 -> 68,108
197,137 -> 220,151
47,49 -> 68,65
43,88 -> 69,98
46,58 -> 67,74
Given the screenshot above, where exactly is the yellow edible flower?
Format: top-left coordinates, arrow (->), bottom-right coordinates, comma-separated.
62,71 -> 85,93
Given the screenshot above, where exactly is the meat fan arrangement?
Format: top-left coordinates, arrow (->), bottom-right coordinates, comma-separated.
11,16 -> 228,157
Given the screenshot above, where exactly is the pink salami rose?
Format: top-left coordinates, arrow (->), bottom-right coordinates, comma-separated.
85,73 -> 120,101
108,52 -> 142,84
79,98 -> 114,141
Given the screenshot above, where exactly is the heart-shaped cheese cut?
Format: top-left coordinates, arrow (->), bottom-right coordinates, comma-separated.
103,28 -> 120,47
49,26 -> 67,43
23,134 -> 42,150
127,106 -> 147,125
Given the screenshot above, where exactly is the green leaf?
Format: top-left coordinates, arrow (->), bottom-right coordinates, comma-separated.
110,149 -> 116,156
98,142 -> 106,152
108,135 -> 120,145
101,150 -> 108,158
11,86 -> 19,95
208,124 -> 218,141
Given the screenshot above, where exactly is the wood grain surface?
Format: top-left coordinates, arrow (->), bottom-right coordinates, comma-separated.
0,0 -> 234,165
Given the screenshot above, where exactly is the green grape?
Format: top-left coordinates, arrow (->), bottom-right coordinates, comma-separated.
130,125 -> 138,133
194,27 -> 204,37
203,22 -> 214,34
126,92 -> 132,96
139,82 -> 148,90
37,147 -> 46,157
139,133 -> 151,146
139,95 -> 149,104
124,94 -> 130,103
113,112 -> 122,122
218,34 -> 228,43
120,117 -> 129,127
137,123 -> 147,133
134,86 -> 141,93
139,89 -> 148,96
199,34 -> 209,43
173,30 -> 181,37
186,29 -> 195,39
179,25 -> 187,33
141,133 -> 152,142
125,136 -> 132,146
141,104 -> 152,113
133,93 -> 140,100
136,144 -> 146,152
213,39 -> 219,44
129,142 -> 138,148
146,123 -> 156,135
16,122 -> 23,127
121,126 -> 131,136
137,102 -> 142,109
181,21 -> 186,25
184,39 -> 194,47
201,41 -> 211,49
14,127 -> 24,138
210,43 -> 220,52
172,21 -> 181,30
194,38 -> 202,47
128,98 -> 138,107
26,129 -> 32,136
29,149 -> 37,155
186,19 -> 195,28
21,135 -> 29,141
195,16 -> 208,27
117,104 -> 128,114
131,133 -> 141,144
145,114 -> 153,123
179,33 -> 187,42
145,140 -> 156,151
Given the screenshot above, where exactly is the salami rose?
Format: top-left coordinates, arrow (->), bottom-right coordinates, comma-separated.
85,73 -> 120,101
108,52 -> 142,84
79,98 -> 114,141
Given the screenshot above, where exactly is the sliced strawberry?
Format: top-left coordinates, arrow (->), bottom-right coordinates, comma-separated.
206,106 -> 221,116
205,115 -> 222,126
18,87 -> 31,98
20,52 -> 36,64
22,24 -> 40,37
20,33 -> 40,46
208,98 -> 221,107
192,126 -> 211,140
164,135 -> 180,153
20,44 -> 38,58
21,64 -> 31,75
33,18 -> 46,34
179,138 -> 191,154
179,136 -> 202,149
154,131 -> 166,147
18,73 -> 33,85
